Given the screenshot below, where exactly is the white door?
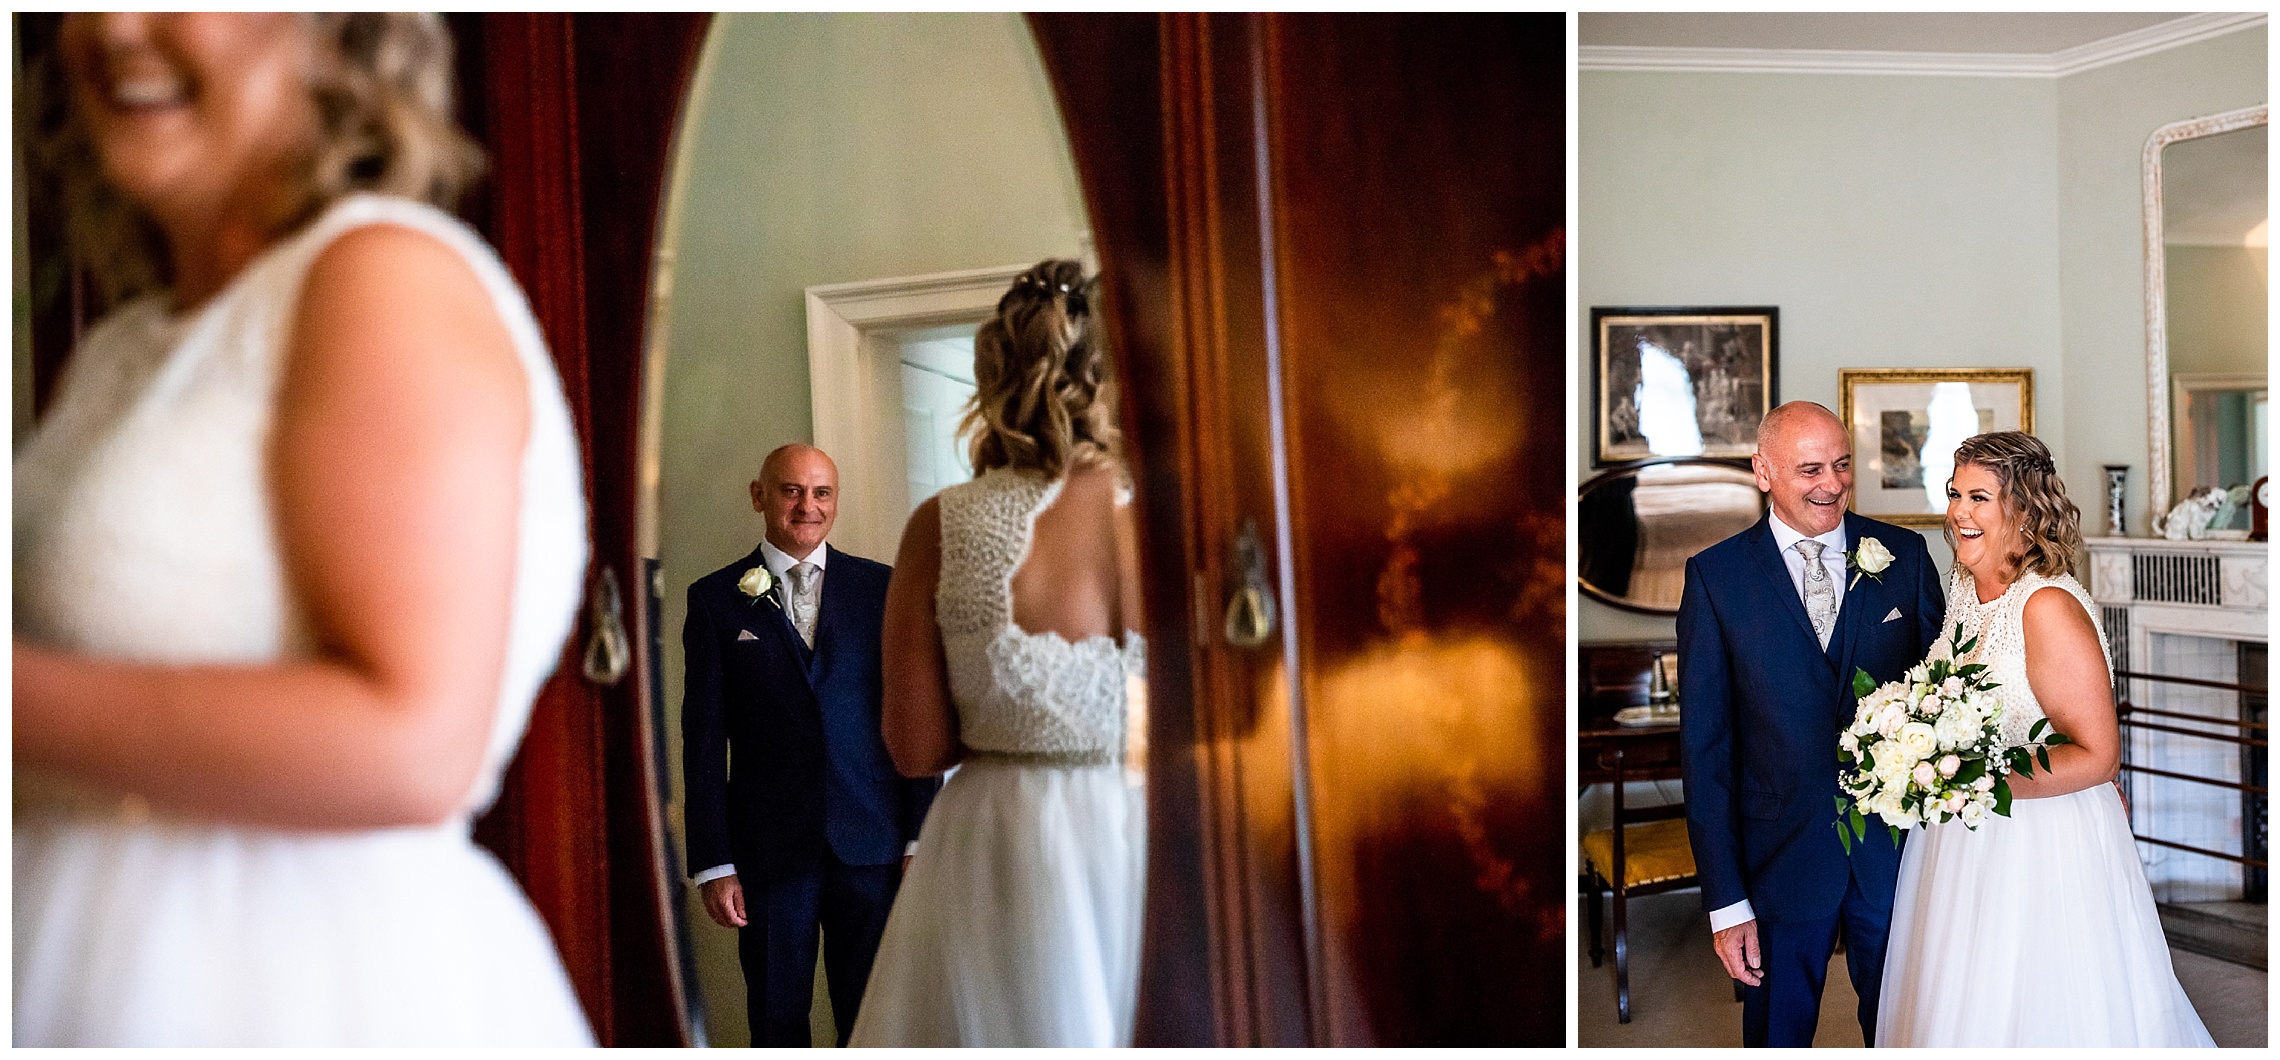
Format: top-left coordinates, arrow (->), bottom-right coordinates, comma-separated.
897,327 -> 978,512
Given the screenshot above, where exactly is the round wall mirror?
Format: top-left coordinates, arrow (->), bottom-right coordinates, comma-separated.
1577,458 -> 1765,614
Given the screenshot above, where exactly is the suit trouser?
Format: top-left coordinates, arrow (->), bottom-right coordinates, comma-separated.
738,849 -> 901,1047
1741,869 -> 1893,1047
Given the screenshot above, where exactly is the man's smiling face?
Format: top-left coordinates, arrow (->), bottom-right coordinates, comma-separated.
1752,404 -> 1853,537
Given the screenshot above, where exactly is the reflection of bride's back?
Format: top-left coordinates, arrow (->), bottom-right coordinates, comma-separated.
851,260 -> 1145,1048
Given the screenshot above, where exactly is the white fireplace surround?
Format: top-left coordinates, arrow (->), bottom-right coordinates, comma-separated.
2087,536 -> 2267,902
2087,537 -> 2268,656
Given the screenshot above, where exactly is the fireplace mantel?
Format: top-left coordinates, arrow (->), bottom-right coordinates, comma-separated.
2086,538 -> 2268,658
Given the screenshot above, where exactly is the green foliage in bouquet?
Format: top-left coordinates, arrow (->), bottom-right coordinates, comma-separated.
1831,622 -> 2075,855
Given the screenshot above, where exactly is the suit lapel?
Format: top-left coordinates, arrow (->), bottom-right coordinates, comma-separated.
740,542 -> 814,673
1746,516 -> 1824,654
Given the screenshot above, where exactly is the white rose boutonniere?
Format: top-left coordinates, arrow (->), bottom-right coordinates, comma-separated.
737,565 -> 778,607
1846,536 -> 1895,589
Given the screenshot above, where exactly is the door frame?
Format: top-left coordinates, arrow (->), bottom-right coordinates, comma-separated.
805,264 -> 1027,562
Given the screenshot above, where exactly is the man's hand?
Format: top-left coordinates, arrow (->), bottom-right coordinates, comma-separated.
700,874 -> 747,928
1712,919 -> 1763,986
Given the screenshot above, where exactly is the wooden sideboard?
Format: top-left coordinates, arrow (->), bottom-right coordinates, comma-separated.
1579,641 -> 1682,787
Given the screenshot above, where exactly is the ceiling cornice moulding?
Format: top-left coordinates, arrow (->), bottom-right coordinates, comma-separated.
1578,12 -> 2266,79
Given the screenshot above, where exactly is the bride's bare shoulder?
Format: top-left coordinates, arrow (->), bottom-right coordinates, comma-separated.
2020,583 -> 2096,643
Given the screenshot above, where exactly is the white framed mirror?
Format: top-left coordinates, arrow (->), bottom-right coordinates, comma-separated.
2142,104 -> 2267,527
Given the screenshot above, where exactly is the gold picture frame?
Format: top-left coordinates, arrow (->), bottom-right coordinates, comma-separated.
1839,368 -> 2035,527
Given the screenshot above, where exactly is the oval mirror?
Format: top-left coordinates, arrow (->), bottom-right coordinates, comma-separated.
1577,458 -> 1766,614
636,14 -> 1124,1048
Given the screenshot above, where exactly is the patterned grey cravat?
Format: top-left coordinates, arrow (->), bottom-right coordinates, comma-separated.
1795,539 -> 1836,648
787,562 -> 820,647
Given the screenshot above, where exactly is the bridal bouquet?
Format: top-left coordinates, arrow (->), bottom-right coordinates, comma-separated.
1833,623 -> 2073,852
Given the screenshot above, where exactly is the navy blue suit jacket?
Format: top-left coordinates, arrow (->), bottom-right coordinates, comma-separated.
1677,511 -> 1945,925
681,544 -> 936,883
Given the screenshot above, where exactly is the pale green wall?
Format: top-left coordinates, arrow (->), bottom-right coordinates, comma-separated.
2165,244 -> 2269,378
646,13 -> 1086,1047
1576,72 -> 2057,640
2055,26 -> 2266,539
1577,27 -> 2266,644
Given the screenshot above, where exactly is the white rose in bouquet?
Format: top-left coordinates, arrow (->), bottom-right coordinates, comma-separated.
1896,722 -> 1939,761
1959,801 -> 1987,825
1872,753 -> 1911,793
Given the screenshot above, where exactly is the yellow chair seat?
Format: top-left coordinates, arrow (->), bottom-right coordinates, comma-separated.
1581,818 -> 1696,890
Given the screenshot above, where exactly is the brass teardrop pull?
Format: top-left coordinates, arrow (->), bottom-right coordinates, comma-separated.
583,563 -> 632,686
1223,520 -> 1277,650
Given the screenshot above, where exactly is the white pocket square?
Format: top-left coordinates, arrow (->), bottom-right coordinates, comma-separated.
1882,608 -> 1903,623
737,629 -> 759,641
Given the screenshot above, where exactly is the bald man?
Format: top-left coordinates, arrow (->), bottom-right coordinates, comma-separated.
1677,402 -> 1945,1046
681,444 -> 936,1045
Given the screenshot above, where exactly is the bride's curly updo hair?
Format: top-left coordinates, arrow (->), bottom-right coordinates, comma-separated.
1947,431 -> 2084,582
962,258 -> 1119,479
25,13 -> 484,303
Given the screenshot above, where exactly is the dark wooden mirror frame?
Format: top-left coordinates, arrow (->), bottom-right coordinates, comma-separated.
19,13 -> 1567,1046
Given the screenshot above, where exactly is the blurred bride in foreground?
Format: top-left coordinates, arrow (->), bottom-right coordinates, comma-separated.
15,13 -> 591,1044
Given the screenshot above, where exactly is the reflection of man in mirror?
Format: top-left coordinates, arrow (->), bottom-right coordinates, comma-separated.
1675,401 -> 1945,1046
681,443 -> 938,1045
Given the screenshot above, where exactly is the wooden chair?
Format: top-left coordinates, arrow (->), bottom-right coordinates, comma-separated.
1580,738 -> 1697,1024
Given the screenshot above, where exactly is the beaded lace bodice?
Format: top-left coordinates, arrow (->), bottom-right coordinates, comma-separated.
11,195 -> 588,817
1931,568 -> 2110,750
935,467 -> 1143,762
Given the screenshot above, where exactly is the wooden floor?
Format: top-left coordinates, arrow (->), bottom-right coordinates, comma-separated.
1577,889 -> 2268,1047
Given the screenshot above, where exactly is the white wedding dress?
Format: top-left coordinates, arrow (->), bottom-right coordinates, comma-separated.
13,195 -> 594,1046
848,466 -> 1146,1047
1875,570 -> 2214,1047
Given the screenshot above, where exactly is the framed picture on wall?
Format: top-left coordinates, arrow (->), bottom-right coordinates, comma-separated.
1592,307 -> 1778,466
1839,367 -> 2035,527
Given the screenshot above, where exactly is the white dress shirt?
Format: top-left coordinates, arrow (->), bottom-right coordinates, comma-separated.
695,541 -> 911,886
1707,512 -> 1849,934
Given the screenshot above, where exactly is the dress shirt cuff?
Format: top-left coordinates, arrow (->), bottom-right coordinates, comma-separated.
904,841 -> 919,858
692,863 -> 736,887
1708,899 -> 1756,933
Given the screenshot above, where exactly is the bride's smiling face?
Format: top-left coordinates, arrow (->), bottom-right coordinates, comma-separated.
1946,463 -> 2019,580
59,13 -> 320,228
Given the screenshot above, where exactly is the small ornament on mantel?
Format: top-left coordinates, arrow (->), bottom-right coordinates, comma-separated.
2102,465 -> 2129,537
2253,475 -> 2269,542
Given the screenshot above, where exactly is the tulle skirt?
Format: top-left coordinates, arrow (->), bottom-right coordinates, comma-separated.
1876,782 -> 2214,1047
850,756 -> 1145,1047
13,806 -> 593,1046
